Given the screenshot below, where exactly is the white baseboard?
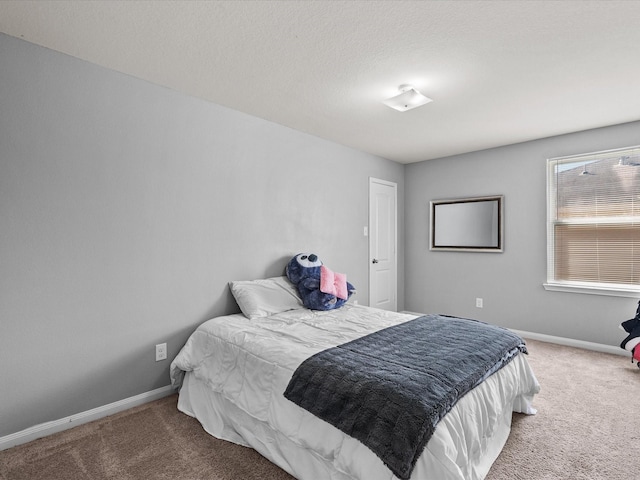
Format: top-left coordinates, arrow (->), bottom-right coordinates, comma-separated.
0,331 -> 627,452
0,385 -> 175,451
510,329 -> 627,357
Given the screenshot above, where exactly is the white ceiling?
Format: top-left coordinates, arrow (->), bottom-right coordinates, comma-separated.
1,0 -> 640,164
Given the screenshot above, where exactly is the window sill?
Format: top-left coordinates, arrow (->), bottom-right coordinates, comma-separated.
543,282 -> 640,298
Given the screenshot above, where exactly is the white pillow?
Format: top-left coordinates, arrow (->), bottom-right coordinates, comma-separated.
229,276 -> 303,319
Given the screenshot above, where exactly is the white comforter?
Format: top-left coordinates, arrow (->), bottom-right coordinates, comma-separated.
170,305 -> 540,480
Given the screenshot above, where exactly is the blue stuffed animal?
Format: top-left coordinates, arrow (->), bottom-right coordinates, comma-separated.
621,300 -> 640,368
286,253 -> 355,311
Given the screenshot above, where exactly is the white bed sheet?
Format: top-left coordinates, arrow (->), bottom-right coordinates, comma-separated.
170,304 -> 540,480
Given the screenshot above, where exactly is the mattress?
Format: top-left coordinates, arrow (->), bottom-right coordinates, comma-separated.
170,304 -> 540,480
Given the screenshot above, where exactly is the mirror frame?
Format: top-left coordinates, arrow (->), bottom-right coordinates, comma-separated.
430,195 -> 504,252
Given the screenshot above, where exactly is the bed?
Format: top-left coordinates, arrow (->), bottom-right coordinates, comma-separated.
170,276 -> 540,480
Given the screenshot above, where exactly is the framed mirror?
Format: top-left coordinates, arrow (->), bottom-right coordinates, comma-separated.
430,195 -> 504,252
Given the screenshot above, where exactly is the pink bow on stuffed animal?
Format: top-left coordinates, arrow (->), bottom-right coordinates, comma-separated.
320,265 -> 349,300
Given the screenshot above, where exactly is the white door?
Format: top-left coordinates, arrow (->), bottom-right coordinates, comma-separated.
369,178 -> 397,311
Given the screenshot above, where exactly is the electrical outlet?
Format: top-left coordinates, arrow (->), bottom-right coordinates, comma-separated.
475,298 -> 483,308
155,343 -> 167,362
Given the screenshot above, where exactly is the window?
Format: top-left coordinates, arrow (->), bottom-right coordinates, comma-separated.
545,146 -> 640,297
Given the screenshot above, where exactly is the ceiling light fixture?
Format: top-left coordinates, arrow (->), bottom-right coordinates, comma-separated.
382,84 -> 432,112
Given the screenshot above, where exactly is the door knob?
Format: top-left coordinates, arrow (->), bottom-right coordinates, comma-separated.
372,259 -> 379,264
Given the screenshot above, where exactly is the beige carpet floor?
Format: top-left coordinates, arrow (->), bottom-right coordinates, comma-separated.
1,339 -> 639,479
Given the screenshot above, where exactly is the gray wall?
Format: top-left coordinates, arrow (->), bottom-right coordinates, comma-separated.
405,120 -> 640,346
0,34 -> 405,437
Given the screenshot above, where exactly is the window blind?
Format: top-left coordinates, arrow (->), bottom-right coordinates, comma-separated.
548,146 -> 640,292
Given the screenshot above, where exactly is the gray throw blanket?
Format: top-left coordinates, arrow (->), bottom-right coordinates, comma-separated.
283,314 -> 527,480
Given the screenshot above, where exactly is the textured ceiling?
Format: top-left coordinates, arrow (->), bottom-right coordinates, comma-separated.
1,0 -> 639,164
